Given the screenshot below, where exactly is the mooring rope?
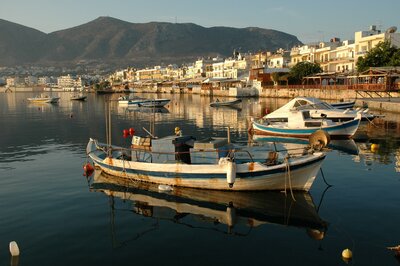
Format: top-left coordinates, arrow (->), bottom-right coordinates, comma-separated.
284,155 -> 296,201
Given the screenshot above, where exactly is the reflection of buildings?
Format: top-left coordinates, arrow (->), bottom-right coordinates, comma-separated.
395,149 -> 400,172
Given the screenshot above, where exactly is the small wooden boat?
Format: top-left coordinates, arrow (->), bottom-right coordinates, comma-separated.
138,98 -> 170,107
86,134 -> 326,191
252,110 -> 361,139
70,95 -> 87,101
27,94 -> 60,104
210,98 -> 242,107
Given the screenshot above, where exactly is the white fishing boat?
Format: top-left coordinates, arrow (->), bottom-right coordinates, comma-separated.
27,94 -> 60,104
86,134 -> 326,192
264,97 -> 374,122
252,110 -> 361,139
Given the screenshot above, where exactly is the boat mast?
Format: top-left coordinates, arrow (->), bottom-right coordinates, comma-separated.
105,99 -> 112,157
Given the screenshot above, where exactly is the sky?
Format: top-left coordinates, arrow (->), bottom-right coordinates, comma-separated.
1,0 -> 400,44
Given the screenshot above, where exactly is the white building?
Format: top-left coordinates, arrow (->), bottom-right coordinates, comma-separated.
354,25 -> 400,63
38,76 -> 51,86
57,75 -> 83,90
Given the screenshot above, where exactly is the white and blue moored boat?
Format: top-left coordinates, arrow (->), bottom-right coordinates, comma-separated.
86,135 -> 326,191
252,110 -> 361,139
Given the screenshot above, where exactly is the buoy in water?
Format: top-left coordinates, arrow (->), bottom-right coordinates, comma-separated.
371,143 -> 379,152
9,241 -> 20,256
342,248 -> 352,260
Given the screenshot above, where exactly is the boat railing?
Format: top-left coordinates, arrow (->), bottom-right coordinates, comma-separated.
105,145 -> 266,164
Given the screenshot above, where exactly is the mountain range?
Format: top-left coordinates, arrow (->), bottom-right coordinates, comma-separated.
0,16 -> 302,67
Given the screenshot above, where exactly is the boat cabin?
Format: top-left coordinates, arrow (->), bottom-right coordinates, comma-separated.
130,135 -> 233,164
287,110 -> 333,128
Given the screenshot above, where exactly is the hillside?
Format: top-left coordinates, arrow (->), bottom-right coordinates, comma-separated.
0,16 -> 302,67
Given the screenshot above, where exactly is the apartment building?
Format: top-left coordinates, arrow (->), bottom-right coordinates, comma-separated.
57,74 -> 83,89
267,49 -> 291,69
289,26 -> 400,73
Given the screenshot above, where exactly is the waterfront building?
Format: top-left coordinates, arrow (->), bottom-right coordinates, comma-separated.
193,58 -> 214,78
251,51 -> 270,68
57,74 -> 83,91
6,77 -> 24,87
354,25 -> 400,64
164,64 -> 183,81
210,53 -> 250,79
328,40 -> 355,73
24,76 -> 38,86
38,76 -> 51,86
289,44 -> 318,67
314,38 -> 343,72
267,49 -> 291,69
135,67 -> 163,81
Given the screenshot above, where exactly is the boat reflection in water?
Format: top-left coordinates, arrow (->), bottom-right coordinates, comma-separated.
89,170 -> 328,238
125,106 -> 170,114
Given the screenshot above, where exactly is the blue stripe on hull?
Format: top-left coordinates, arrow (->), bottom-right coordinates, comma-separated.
93,155 -> 325,181
253,119 -> 359,137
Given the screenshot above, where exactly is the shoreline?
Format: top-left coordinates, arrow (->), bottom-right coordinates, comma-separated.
2,85 -> 400,113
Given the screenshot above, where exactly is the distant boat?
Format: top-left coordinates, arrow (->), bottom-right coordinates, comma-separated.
252,110 -> 361,139
27,94 -> 60,104
210,98 -> 242,107
118,96 -> 170,108
330,100 -> 356,109
264,97 -> 374,122
70,95 -> 87,101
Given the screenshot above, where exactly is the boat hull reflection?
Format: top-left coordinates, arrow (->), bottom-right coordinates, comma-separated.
90,170 -> 327,235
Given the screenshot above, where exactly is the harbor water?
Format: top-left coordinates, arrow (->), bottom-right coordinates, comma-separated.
1,92 -> 400,265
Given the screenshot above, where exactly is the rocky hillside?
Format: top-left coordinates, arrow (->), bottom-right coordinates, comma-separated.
0,16 -> 302,67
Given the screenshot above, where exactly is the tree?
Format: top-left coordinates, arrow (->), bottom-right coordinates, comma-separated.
289,62 -> 322,84
356,41 -> 400,72
271,72 -> 289,86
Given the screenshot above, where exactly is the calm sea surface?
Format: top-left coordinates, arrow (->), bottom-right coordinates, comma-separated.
1,92 -> 400,266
